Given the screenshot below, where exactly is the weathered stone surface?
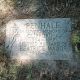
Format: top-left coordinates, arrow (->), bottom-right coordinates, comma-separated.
5,18 -> 73,60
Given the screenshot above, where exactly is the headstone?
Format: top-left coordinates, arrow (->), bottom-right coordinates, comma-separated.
5,18 -> 73,60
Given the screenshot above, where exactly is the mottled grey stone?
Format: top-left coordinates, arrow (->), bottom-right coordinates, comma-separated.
5,18 -> 73,60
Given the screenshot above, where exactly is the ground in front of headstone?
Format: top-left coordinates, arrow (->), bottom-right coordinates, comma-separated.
0,60 -> 80,80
